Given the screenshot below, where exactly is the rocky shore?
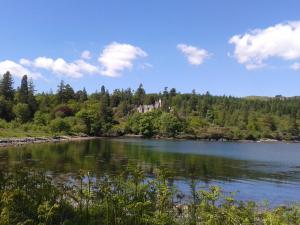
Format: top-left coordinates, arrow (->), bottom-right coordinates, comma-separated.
0,136 -> 98,147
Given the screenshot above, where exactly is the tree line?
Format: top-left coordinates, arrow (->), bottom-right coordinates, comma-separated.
1,71 -> 300,140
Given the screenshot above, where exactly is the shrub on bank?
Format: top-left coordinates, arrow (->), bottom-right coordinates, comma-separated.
50,118 -> 71,133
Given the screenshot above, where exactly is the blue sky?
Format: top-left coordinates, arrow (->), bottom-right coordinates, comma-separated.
1,0 -> 300,96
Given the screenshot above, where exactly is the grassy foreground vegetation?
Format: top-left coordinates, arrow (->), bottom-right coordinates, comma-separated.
0,166 -> 299,225
1,71 -> 300,140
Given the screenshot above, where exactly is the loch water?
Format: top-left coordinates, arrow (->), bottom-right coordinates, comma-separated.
1,138 -> 300,206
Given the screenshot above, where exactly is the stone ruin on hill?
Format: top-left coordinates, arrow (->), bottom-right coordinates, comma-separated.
137,99 -> 162,113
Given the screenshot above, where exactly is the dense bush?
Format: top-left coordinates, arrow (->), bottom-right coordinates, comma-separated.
158,112 -> 184,137
0,119 -> 8,129
34,111 -> 50,126
50,118 -> 71,133
13,103 -> 31,123
128,111 -> 160,137
53,104 -> 74,118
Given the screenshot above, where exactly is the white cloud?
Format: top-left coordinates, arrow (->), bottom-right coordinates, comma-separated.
177,44 -> 210,65
81,50 -> 91,60
19,58 -> 31,66
3,42 -> 149,79
229,21 -> 300,70
74,59 -> 99,74
0,60 -> 41,79
23,57 -> 100,78
33,57 -> 54,69
98,42 -> 147,77
291,62 -> 300,71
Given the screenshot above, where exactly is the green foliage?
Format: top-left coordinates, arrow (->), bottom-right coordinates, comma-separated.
1,71 -> 300,140
53,104 -> 73,118
0,167 -> 299,225
75,87 -> 88,102
0,168 -> 76,225
64,116 -> 88,134
134,83 -> 146,105
34,111 -> 50,126
0,71 -> 14,101
0,96 -> 13,121
50,118 -> 71,133
57,80 -> 75,103
128,111 -> 160,137
19,75 -> 29,103
158,112 -> 184,137
13,103 -> 31,123
76,109 -> 96,134
27,79 -> 38,116
0,119 -> 8,129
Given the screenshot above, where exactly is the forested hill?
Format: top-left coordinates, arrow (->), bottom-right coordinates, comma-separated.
1,71 -> 300,141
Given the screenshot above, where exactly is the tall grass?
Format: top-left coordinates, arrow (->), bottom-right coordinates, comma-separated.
0,166 -> 299,225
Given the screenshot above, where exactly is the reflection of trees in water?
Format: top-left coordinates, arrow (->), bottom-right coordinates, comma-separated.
0,139 -> 291,183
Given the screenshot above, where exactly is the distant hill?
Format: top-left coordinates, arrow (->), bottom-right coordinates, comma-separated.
245,95 -> 300,100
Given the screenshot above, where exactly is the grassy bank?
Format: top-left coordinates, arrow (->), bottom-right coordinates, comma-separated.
0,128 -> 51,138
0,129 -> 97,147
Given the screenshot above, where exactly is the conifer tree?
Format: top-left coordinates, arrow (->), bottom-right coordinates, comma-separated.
134,84 -> 146,105
100,90 -> 112,123
57,80 -> 65,103
0,71 -> 14,101
19,75 -> 29,103
57,80 -> 75,103
100,85 -> 106,95
28,79 -> 37,116
82,88 -> 88,101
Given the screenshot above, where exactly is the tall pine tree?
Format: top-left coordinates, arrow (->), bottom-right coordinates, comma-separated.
19,75 -> 29,103
0,71 -> 14,101
134,84 -> 146,105
57,81 -> 75,103
28,79 -> 37,116
99,90 -> 112,124
57,80 -> 65,103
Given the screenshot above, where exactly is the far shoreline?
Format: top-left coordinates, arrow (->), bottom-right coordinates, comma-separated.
0,135 -> 100,148
1,134 -> 300,148
121,134 -> 300,144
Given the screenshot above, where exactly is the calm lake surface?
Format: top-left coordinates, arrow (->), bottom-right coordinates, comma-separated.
1,138 -> 300,206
